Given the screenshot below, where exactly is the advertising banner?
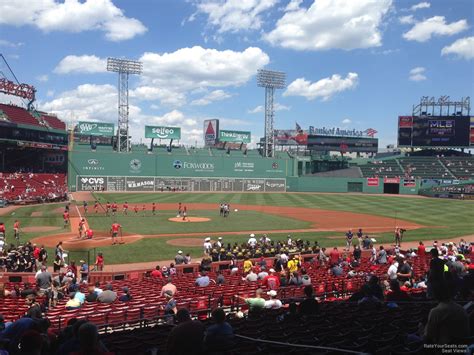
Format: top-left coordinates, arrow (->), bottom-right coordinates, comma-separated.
77,176 -> 106,191
403,178 -> 416,187
126,177 -> 155,191
274,129 -> 308,145
367,177 -> 379,186
384,177 -> 400,184
219,130 -> 251,143
204,119 -> 219,146
145,126 -> 181,139
77,121 -> 115,137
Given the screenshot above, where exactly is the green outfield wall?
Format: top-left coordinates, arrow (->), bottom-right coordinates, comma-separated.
68,150 -> 293,192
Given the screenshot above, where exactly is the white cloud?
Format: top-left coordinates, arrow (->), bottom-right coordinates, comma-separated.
130,86 -> 187,107
403,16 -> 468,42
410,2 -> 430,11
0,39 -> 23,47
46,90 -> 55,97
54,55 -> 108,74
0,0 -> 147,42
248,102 -> 290,113
36,74 -> 48,82
441,36 -> 474,60
264,0 -> 392,51
399,15 -> 415,25
409,67 -> 427,81
191,90 -> 232,106
193,0 -> 278,33
342,118 -> 352,125
284,72 -> 359,101
285,0 -> 303,12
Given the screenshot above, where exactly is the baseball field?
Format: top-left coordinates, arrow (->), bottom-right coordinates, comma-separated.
0,192 -> 472,266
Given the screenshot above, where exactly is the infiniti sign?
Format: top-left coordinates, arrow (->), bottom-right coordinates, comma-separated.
87,159 -> 99,165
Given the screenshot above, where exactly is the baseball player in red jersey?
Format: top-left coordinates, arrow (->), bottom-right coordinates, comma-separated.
13,220 -> 20,243
134,205 -> 139,214
123,202 -> 129,215
106,201 -> 111,216
78,218 -> 86,239
152,202 -> 156,216
177,202 -> 182,218
110,222 -> 122,245
142,204 -> 146,217
111,202 -> 118,216
85,228 -> 94,239
182,206 -> 187,221
94,200 -> 99,214
63,210 -> 70,228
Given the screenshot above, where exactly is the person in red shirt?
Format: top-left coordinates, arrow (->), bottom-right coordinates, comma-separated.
151,265 -> 163,278
13,220 -> 20,242
111,202 -> 118,216
182,206 -> 187,221
263,268 -> 280,290
63,211 -> 69,228
0,222 -> 5,239
78,218 -> 86,239
123,202 -> 129,215
86,228 -> 93,239
152,202 -> 156,216
417,241 -> 426,257
95,252 -> 104,271
94,200 -> 99,214
110,222 -> 122,245
142,204 -> 146,217
105,201 -> 111,216
134,205 -> 139,215
329,247 -> 340,266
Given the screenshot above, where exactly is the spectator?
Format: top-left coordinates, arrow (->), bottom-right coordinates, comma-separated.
264,290 -> 282,309
204,308 -> 234,352
301,269 -> 311,286
397,259 -> 413,284
118,287 -> 132,302
329,247 -> 340,265
362,235 -> 371,249
330,264 -> 343,277
288,271 -> 302,286
151,265 -> 163,279
24,294 -> 42,320
93,282 -> 103,295
35,265 -> 52,296
237,288 -> 265,314
160,278 -> 177,296
243,257 -> 253,274
299,285 -> 319,316
245,269 -> 258,282
97,284 -> 117,303
195,272 -> 210,287
167,309 -> 205,355
263,268 -> 280,290
417,241 -> 426,256
65,292 -> 82,310
353,245 -> 362,261
215,271 -> 225,285
74,322 -> 111,355
162,291 -> 177,323
175,250 -> 186,265
94,253 -> 104,272
388,259 -> 399,281
386,280 -> 411,302
377,246 -> 387,264
85,286 -> 97,303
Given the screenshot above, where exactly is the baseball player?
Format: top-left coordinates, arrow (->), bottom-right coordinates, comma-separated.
13,220 -> 20,244
63,210 -> 70,228
105,201 -> 111,216
83,201 -> 88,214
111,202 -> 118,216
78,218 -> 86,239
94,200 -> 99,214
123,201 -> 129,215
85,228 -> 94,240
110,222 -> 122,245
152,202 -> 157,216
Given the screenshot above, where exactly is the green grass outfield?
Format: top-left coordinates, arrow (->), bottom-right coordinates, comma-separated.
0,193 -> 472,264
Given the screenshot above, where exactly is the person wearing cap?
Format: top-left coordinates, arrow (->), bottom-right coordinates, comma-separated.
263,268 -> 280,290
287,255 -> 300,273
264,290 -> 282,309
287,235 -> 293,246
216,237 -> 223,249
203,238 -> 212,254
174,250 -> 186,265
160,278 -> 177,296
118,287 -> 132,302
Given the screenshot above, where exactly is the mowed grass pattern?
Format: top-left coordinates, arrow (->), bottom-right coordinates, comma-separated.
0,193 -> 472,264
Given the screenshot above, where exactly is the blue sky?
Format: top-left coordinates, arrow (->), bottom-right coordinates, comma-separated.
0,0 -> 473,148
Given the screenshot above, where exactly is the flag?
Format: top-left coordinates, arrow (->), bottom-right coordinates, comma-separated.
364,128 -> 378,137
295,122 -> 302,132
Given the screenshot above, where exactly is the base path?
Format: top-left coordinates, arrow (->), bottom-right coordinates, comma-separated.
31,203 -> 427,250
168,217 -> 211,223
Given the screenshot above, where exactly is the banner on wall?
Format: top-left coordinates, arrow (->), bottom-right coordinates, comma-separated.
384,177 -> 401,184
219,130 -> 251,143
367,177 -> 379,186
77,121 -> 115,137
145,126 -> 181,139
403,178 -> 416,187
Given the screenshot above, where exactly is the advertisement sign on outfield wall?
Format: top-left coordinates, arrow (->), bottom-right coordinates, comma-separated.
204,119 -> 219,146
145,126 -> 181,139
367,177 -> 379,186
77,121 -> 115,137
219,130 -> 251,143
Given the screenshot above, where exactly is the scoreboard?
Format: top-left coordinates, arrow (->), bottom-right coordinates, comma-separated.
398,116 -> 472,147
307,135 -> 378,153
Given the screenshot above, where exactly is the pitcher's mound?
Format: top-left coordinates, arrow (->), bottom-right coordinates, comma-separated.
168,217 -> 211,223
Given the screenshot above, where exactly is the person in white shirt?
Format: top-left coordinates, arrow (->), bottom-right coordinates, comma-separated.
287,235 -> 293,246
280,253 -> 289,264
387,260 -> 399,281
245,270 -> 258,282
264,290 -> 282,309
216,237 -> 223,248
257,270 -> 268,280
203,237 -> 212,254
247,234 -> 257,247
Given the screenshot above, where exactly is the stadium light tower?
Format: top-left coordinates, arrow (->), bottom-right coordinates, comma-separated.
107,57 -> 142,153
257,69 -> 286,157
